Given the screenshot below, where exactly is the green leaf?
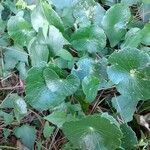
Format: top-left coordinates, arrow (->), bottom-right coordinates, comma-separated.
140,2 -> 150,23
50,0 -> 77,9
14,125 -> 36,150
102,4 -> 131,47
120,124 -> 138,149
73,0 -> 106,27
0,94 -> 27,115
3,46 -> 28,70
47,25 -> 68,56
0,94 -> 27,122
71,25 -> 106,53
44,111 -> 77,128
28,31 -> 49,66
63,114 -> 123,150
31,1 -> 64,32
0,94 -> 14,108
112,96 -> 138,122
7,12 -> 35,46
71,58 -> 95,80
3,128 -> 10,139
121,27 -> 141,48
31,2 -> 48,32
121,0 -> 140,6
25,64 -> 80,110
0,111 -> 14,125
57,49 -> 73,61
13,95 -> 27,115
122,23 -> 150,48
42,1 -> 64,32
62,142 -> 76,150
13,96 -> 28,122
101,112 -> 120,127
82,75 -> 100,103
43,121 -> 55,138
141,23 -> 150,45
44,67 -> 80,97
107,48 -> 150,100
16,62 -> 27,80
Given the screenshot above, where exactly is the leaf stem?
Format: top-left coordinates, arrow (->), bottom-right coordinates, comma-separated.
0,145 -> 18,150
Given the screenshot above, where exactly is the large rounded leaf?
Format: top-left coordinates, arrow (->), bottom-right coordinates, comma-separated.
25,64 -> 80,110
108,48 -> 150,100
102,4 -> 131,47
71,25 -> 106,53
63,114 -> 122,150
43,67 -> 80,96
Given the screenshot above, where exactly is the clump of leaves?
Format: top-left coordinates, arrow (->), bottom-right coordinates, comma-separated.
0,0 -> 150,150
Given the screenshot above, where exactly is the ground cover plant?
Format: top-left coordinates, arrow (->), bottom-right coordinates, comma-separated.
0,0 -> 150,149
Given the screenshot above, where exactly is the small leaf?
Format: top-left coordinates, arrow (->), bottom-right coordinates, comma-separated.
14,96 -> 27,115
7,12 -> 35,46
47,25 -> 68,56
73,0 -> 105,27
71,25 -> 106,53
31,2 -> 48,32
122,23 -> 150,48
63,114 -> 123,150
82,75 -> 100,103
139,2 -> 150,23
0,94 -> 27,115
42,1 -> 64,32
3,128 -> 10,139
50,0 -> 77,9
71,58 -> 95,80
28,31 -> 49,66
4,46 -> 28,70
120,124 -> 138,149
14,125 -> 36,150
121,0 -> 140,6
112,96 -> 138,122
141,23 -> 150,46
1,112 -> 14,125
57,49 -> 73,61
102,4 -> 131,47
44,111 -> 77,128
121,27 -> 141,48
43,122 -> 55,138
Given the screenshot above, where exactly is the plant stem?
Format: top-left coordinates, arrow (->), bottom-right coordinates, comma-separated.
0,145 -> 18,150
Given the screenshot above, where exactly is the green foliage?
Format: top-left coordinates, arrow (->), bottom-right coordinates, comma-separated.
112,96 -> 138,122
63,114 -> 123,150
102,4 -> 131,47
14,125 -> 36,149
108,48 -> 150,100
0,0 -> 150,149
71,25 -> 106,53
25,63 -> 80,110
120,124 -> 138,149
43,121 -> 55,139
